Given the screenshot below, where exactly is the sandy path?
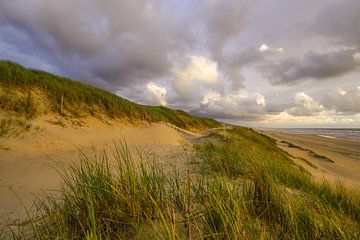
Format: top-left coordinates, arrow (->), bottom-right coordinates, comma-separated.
262,131 -> 360,186
0,117 -> 193,224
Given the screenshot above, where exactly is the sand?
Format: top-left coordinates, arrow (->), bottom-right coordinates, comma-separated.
0,115 -> 195,224
262,130 -> 360,186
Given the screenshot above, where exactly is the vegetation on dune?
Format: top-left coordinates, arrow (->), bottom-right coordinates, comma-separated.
9,127 -> 360,239
296,156 -> 319,169
195,128 -> 360,226
0,117 -> 32,139
281,140 -> 334,163
0,60 -> 220,130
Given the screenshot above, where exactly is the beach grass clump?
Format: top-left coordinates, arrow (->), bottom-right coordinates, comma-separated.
15,142 -> 199,239
0,117 -> 32,138
308,150 -> 334,162
281,140 -> 334,163
193,177 -> 262,239
296,157 -> 318,169
0,87 -> 37,118
30,144 -> 175,239
306,180 -> 360,222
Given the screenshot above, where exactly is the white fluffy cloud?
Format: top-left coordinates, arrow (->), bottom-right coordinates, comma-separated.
172,56 -> 219,95
146,82 -> 167,106
286,92 -> 324,116
338,88 -> 347,96
259,43 -> 284,53
353,52 -> 360,62
255,93 -> 266,107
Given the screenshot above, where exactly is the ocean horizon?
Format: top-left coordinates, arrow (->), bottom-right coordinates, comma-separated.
266,128 -> 360,141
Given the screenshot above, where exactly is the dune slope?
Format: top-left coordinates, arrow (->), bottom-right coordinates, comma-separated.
0,116 -> 194,223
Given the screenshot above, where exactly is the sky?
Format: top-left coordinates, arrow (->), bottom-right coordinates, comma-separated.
0,0 -> 359,128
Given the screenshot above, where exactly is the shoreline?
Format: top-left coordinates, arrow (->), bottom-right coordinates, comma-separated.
317,134 -> 338,140
258,128 -> 360,142
260,130 -> 360,187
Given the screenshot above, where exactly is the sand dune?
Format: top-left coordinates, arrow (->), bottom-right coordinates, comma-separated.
262,131 -> 360,186
0,116 -> 193,224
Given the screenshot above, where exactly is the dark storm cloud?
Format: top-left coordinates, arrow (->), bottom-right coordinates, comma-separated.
191,109 -> 267,122
262,49 -> 360,85
0,0 -> 192,87
189,91 -> 267,121
195,0 -> 251,61
191,0 -> 256,89
224,47 -> 264,90
311,0 -> 360,50
191,106 -> 267,122
263,102 -> 291,115
0,0 -> 255,91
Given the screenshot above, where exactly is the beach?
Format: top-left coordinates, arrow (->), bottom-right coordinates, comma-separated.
262,130 -> 360,186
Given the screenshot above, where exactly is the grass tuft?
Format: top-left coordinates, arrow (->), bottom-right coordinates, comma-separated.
0,117 -> 32,138
281,140 -> 334,163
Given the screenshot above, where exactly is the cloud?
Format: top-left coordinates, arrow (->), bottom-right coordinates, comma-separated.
0,0 -> 255,93
259,44 -> 284,53
185,0 -> 256,91
193,91 -> 267,120
321,86 -> 360,114
262,49 -> 360,85
338,88 -> 347,96
255,93 -> 266,107
172,55 -> 219,96
196,0 -> 251,61
0,0 -> 191,88
146,82 -> 167,106
223,47 -> 264,90
286,92 -> 323,116
311,0 -> 360,50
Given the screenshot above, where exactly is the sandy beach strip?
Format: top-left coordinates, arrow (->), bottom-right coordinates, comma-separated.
261,130 -> 360,186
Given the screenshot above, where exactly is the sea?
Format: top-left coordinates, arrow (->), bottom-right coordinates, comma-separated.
270,128 -> 360,142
